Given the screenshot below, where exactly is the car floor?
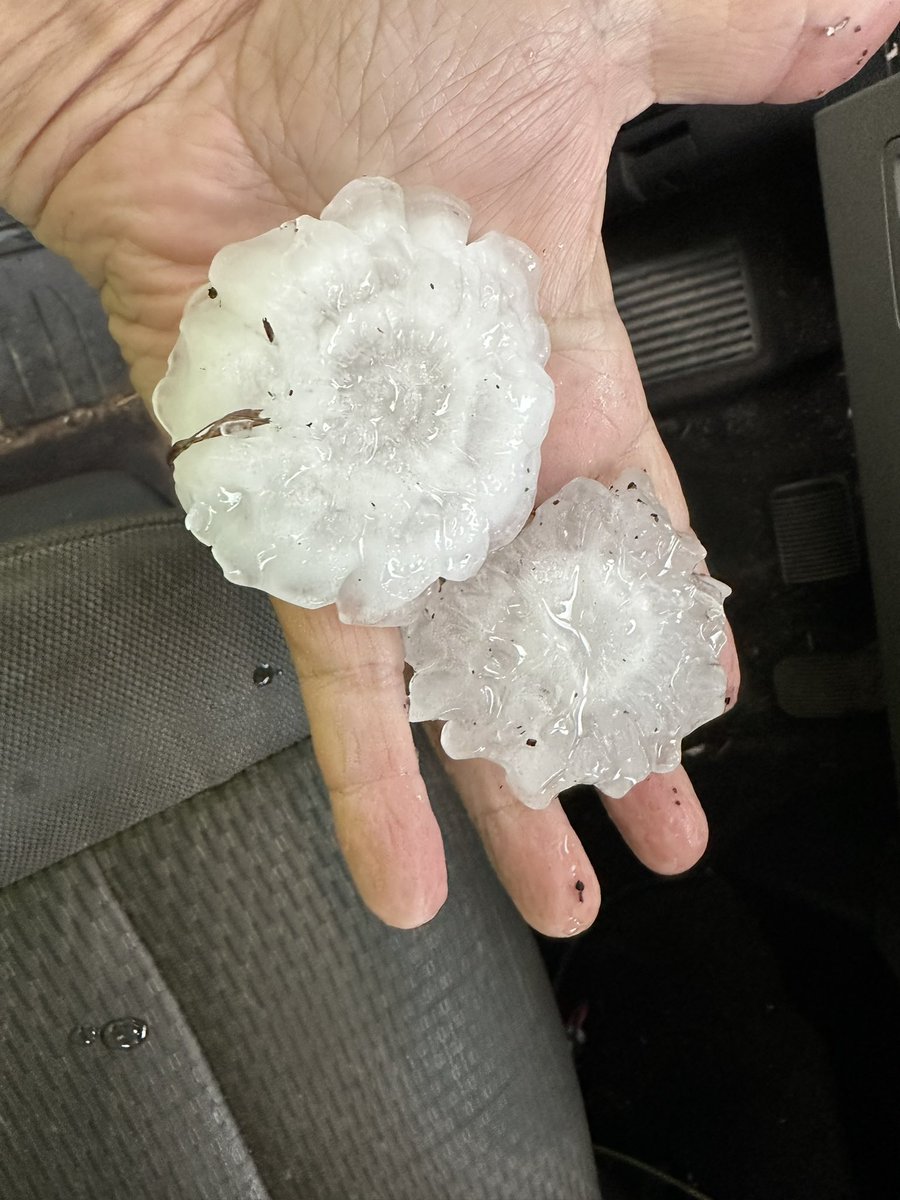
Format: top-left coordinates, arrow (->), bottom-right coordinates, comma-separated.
541,73 -> 900,1200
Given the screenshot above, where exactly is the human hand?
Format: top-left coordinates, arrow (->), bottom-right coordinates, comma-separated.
1,0 -> 891,931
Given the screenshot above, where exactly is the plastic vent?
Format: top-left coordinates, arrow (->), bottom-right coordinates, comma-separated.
612,242 -> 757,383
771,476 -> 861,585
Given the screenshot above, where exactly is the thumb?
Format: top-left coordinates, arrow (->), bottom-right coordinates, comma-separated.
649,0 -> 898,105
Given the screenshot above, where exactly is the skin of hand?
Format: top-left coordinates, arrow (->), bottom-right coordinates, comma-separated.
0,0 -> 893,933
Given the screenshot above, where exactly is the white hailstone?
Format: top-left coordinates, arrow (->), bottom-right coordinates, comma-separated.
405,474 -> 731,805
152,177 -> 555,625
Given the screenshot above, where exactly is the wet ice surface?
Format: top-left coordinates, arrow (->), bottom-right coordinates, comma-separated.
152,177 -> 554,625
405,474 -> 730,805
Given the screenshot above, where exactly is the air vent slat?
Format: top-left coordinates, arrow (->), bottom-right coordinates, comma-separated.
612,242 -> 757,384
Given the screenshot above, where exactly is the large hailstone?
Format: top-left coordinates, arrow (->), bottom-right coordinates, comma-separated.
152,177 -> 555,625
405,474 -> 731,805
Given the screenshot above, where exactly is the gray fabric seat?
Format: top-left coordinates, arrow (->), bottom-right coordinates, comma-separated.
0,506 -> 601,1199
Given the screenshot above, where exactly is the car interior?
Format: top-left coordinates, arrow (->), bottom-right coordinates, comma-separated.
2,24 -> 900,1200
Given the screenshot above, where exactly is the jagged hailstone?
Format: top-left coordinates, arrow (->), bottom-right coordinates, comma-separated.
152,177 -> 555,625
404,474 -> 731,805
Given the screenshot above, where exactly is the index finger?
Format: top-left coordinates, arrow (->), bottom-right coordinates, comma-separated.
273,598 -> 447,928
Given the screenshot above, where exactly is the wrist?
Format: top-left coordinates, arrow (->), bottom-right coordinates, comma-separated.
0,0 -> 246,226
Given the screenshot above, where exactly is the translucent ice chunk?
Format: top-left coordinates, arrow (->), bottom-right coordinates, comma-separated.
404,474 -> 731,805
152,177 -> 555,625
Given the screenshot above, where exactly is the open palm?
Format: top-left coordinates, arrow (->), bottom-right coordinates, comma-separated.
15,0 -> 892,931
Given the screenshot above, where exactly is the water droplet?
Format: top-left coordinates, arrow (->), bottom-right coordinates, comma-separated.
253,663 -> 283,687
69,1024 -> 100,1048
100,1017 -> 148,1051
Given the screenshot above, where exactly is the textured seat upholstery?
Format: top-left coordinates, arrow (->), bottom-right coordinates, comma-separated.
0,510 -> 601,1199
0,509 -> 307,885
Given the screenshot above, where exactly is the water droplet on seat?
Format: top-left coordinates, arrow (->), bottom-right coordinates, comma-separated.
69,1024 -> 99,1048
100,1017 -> 148,1051
253,663 -> 283,687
